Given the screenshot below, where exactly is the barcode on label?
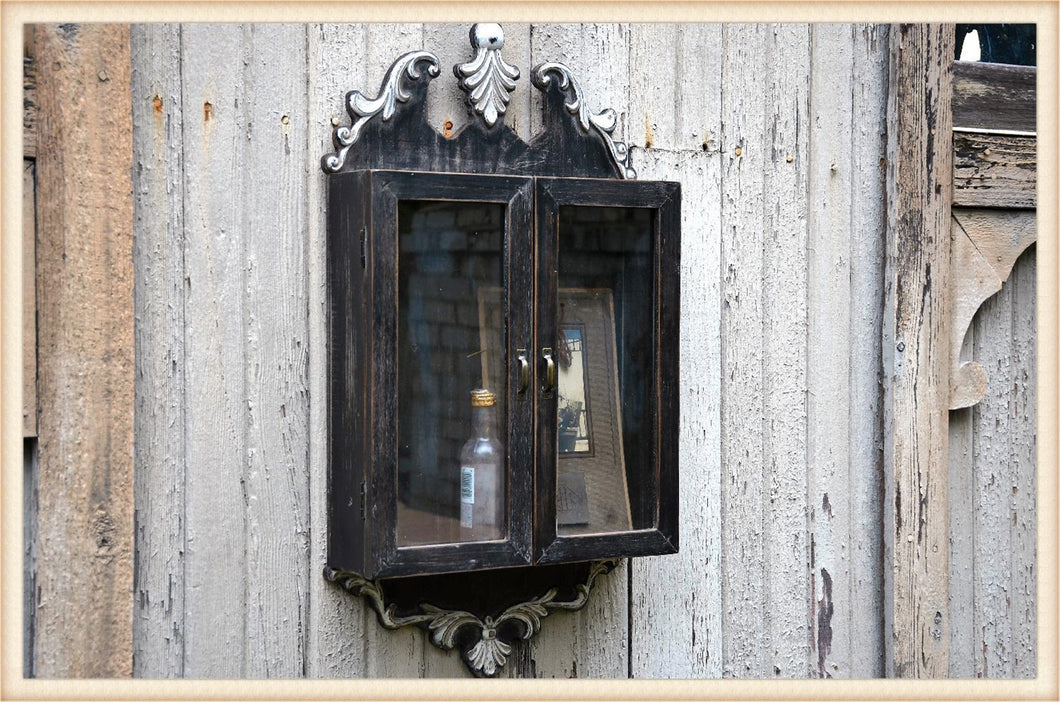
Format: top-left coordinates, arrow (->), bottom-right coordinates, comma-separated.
460,466 -> 475,504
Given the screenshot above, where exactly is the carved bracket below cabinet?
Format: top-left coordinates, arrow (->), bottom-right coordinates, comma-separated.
325,559 -> 620,677
949,208 -> 1036,409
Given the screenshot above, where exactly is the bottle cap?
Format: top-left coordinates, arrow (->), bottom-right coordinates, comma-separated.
470,389 -> 496,407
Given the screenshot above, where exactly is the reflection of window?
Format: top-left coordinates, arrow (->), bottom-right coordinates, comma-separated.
558,326 -> 591,454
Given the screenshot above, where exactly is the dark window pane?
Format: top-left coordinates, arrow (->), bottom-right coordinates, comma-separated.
956,24 -> 1036,66
396,200 -> 507,547
556,206 -> 655,535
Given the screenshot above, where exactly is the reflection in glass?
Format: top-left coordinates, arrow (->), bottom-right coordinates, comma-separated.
396,201 -> 507,547
556,207 -> 654,536
558,327 -> 591,454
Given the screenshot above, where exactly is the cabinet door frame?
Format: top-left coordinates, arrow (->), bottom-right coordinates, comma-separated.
533,176 -> 681,564
367,170 -> 535,578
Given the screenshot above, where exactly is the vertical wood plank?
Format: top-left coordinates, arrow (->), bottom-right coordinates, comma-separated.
968,245 -> 1036,678
846,23 -> 888,679
947,344 -> 975,678
130,23 -> 186,678
628,25 -> 678,151
1008,248 -> 1036,678
527,22 -> 630,679
629,22 -> 723,680
32,23 -> 134,677
241,23 -> 311,678
971,263 -> 1014,677
720,22 -> 768,678
179,23 -> 248,677
882,23 -> 954,678
760,23 -> 811,679
305,22 -> 371,679
807,23 -> 853,680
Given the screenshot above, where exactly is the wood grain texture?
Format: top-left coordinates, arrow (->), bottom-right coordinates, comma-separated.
629,23 -> 724,680
845,24 -> 889,678
970,247 -> 1037,677
952,61 -> 1035,133
882,23 -> 954,679
720,23 -> 768,678
952,132 -> 1035,209
240,24 -> 311,677
760,23 -> 810,679
807,24 -> 853,680
33,23 -> 134,677
179,23 -> 249,677
130,23 -> 186,678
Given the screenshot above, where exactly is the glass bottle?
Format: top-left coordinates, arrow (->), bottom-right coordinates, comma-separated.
458,388 -> 504,541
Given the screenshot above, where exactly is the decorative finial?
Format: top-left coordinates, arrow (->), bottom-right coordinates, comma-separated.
454,23 -> 520,128
321,50 -> 440,173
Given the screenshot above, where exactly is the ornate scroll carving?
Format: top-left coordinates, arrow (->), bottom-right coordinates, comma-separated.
531,62 -> 636,179
321,50 -> 440,173
325,559 -> 620,677
455,23 -> 520,128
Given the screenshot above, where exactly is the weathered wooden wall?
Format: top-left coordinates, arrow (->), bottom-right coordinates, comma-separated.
127,23 -> 1036,678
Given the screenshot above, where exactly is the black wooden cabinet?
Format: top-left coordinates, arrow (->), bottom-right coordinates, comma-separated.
328,170 -> 679,578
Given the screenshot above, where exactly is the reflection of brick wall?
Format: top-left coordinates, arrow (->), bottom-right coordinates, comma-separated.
398,202 -> 504,520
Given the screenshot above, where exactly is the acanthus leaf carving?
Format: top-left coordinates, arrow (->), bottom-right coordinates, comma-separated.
454,23 -> 520,128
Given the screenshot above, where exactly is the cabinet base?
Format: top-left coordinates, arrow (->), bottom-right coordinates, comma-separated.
324,558 -> 621,677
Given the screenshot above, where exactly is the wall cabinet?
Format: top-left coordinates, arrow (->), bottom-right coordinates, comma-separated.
328,170 -> 680,578
320,22 -> 682,676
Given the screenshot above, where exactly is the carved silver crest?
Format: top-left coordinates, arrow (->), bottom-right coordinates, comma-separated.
454,23 -> 520,128
321,50 -> 440,173
531,62 -> 637,179
325,559 -> 619,677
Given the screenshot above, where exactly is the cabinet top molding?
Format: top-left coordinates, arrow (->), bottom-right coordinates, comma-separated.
320,23 -> 636,180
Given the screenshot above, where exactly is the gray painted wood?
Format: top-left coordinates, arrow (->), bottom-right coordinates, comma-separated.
179,24 -> 250,677
131,23 -> 185,678
129,22 -> 1032,680
240,23 -> 311,677
970,245 -> 1037,678
629,23 -> 724,680
845,24 -> 889,678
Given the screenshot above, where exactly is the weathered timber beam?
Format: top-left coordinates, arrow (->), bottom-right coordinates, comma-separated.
32,23 -> 134,677
953,131 -> 1036,209
952,61 -> 1035,133
883,23 -> 954,679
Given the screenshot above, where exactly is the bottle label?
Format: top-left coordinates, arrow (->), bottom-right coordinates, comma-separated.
460,466 -> 474,528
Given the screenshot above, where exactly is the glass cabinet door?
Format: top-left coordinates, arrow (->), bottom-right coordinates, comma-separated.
535,177 -> 680,564
369,171 -> 533,576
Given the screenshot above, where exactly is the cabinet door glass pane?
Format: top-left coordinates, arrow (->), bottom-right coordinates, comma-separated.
556,206 -> 655,536
396,201 -> 507,547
